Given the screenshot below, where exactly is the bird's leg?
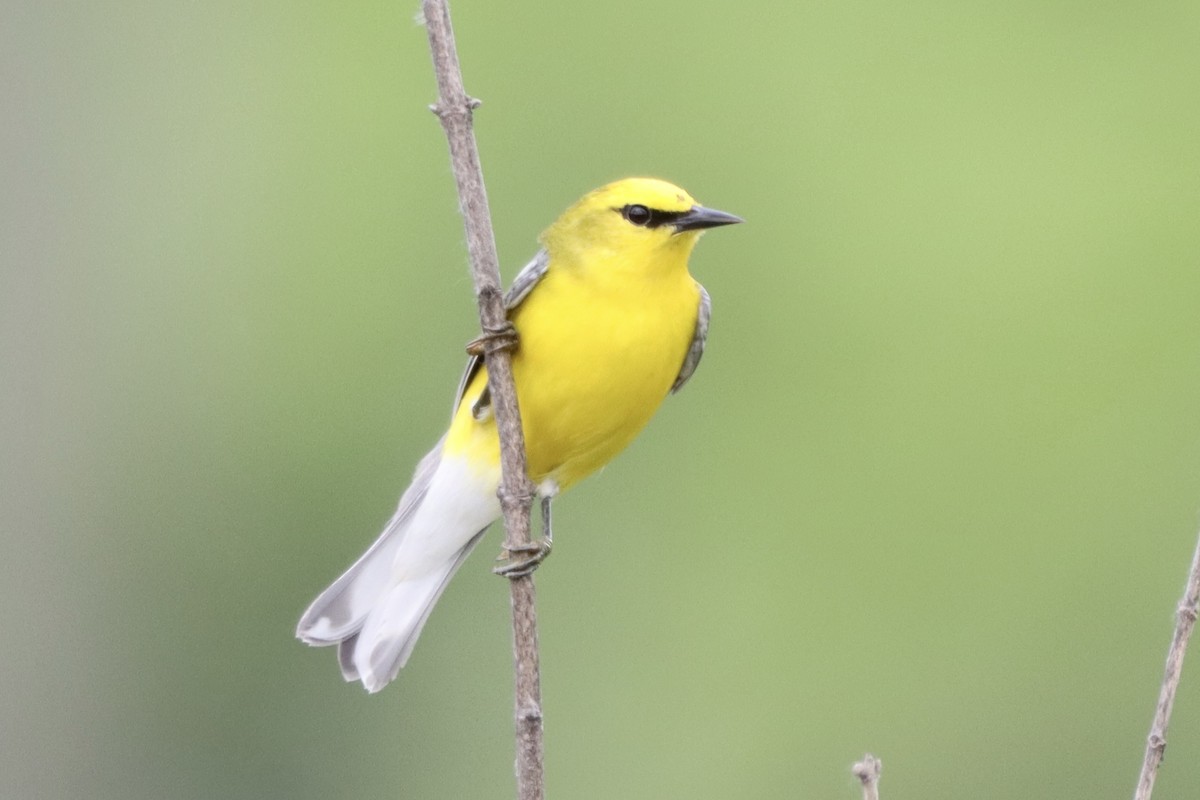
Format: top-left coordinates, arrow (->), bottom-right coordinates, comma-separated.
466,320 -> 518,420
493,494 -> 554,579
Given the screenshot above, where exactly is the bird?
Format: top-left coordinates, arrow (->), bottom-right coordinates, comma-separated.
296,177 -> 742,692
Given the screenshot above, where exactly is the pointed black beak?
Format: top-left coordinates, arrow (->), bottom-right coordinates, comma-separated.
672,205 -> 744,234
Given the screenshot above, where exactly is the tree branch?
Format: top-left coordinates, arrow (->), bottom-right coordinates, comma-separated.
421,2 -> 543,798
1133,529 -> 1200,800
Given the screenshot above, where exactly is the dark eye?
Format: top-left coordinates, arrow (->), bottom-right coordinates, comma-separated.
622,204 -> 652,226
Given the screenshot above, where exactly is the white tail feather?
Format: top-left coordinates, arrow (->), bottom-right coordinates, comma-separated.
296,441 -> 445,645
352,529 -> 485,693
297,440 -> 500,692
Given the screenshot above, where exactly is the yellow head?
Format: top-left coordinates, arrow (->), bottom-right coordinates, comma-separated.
539,178 -> 742,270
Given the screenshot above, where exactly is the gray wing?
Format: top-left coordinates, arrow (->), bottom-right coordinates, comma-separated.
503,248 -> 551,309
670,284 -> 711,394
452,249 -> 551,417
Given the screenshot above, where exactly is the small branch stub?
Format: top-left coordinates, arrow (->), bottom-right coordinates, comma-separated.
429,96 -> 482,119
853,754 -> 882,800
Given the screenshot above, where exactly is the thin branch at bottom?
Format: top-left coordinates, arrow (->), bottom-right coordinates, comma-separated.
1132,529 -> 1200,800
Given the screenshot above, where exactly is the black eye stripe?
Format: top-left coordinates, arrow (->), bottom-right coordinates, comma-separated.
617,205 -> 686,229
645,209 -> 684,228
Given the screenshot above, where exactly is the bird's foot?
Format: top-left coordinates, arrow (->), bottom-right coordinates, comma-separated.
492,535 -> 553,579
466,321 -> 518,356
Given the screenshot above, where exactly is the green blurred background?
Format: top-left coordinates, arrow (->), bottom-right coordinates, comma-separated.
4,1 -> 1200,797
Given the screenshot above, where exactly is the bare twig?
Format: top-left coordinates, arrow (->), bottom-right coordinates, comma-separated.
852,753 -> 882,800
1133,530 -> 1200,800
421,2 -> 543,799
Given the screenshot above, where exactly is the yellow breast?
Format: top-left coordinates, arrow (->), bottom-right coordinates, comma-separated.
444,251 -> 700,490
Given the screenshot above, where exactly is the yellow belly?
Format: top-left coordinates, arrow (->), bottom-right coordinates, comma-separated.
444,263 -> 700,490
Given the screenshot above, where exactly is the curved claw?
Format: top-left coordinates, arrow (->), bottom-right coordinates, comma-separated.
466,321 -> 518,356
492,537 -> 553,579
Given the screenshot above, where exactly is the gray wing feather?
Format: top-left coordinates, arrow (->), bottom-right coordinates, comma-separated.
504,249 -> 550,309
451,249 -> 551,417
671,284 -> 711,394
